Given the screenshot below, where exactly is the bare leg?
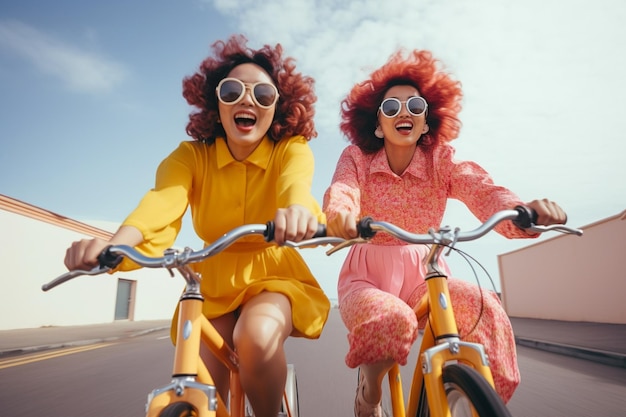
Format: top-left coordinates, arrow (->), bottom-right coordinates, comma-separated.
360,360 -> 395,404
200,313 -> 237,403
233,292 -> 293,417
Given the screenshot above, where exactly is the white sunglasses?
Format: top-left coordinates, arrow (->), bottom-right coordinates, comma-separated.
216,78 -> 279,109
379,96 -> 428,118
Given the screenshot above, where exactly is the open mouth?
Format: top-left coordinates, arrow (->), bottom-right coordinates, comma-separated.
395,120 -> 413,133
234,111 -> 256,128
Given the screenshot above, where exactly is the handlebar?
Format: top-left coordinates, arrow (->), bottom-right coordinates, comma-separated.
43,208 -> 583,291
356,206 -> 582,246
42,222 -> 341,292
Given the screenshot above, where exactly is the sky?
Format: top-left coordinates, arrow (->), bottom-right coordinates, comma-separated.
1,0 -> 625,299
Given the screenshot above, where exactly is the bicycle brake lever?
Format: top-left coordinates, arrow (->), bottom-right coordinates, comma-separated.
526,224 -> 583,236
323,216 -> 374,254
513,205 -> 582,236
282,236 -> 345,249
42,265 -> 112,291
325,237 -> 370,255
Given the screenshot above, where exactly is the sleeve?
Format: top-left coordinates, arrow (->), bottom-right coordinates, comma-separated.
442,145 -> 536,239
276,136 -> 325,223
322,146 -> 361,223
118,142 -> 195,269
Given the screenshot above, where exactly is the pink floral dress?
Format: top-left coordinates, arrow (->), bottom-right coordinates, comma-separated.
323,143 -> 534,403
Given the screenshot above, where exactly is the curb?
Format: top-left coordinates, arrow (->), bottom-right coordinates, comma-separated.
515,337 -> 626,369
0,326 -> 170,357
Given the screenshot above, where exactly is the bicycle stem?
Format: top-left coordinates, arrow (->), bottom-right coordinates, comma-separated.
423,242 -> 448,278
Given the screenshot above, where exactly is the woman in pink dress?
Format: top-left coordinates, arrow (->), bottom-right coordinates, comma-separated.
323,49 -> 567,417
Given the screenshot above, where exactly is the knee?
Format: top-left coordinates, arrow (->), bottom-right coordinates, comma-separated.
380,302 -> 418,331
233,293 -> 292,363
234,334 -> 264,370
387,308 -> 419,341
233,319 -> 287,367
356,306 -> 418,343
234,322 -> 269,351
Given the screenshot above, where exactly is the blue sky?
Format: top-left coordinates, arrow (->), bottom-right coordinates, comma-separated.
2,0 -> 625,297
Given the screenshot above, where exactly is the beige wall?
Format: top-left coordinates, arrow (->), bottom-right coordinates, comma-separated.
0,203 -> 183,331
499,210 -> 626,324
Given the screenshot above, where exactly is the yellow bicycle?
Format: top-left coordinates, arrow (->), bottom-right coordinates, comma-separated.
43,222 -> 338,417
327,206 -> 582,417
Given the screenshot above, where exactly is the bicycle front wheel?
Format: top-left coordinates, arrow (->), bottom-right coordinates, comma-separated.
158,401 -> 198,417
440,364 -> 512,417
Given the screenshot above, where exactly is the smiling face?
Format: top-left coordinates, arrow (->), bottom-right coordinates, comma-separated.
377,84 -> 429,150
218,63 -> 277,161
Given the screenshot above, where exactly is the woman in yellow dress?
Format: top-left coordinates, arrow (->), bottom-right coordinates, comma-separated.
63,34 -> 330,417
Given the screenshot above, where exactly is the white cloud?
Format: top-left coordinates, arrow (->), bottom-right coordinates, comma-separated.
0,20 -> 128,94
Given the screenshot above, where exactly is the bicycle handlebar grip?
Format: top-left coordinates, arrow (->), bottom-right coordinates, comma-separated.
357,216 -> 377,239
97,246 -> 123,268
314,223 -> 327,238
512,205 -> 538,229
264,222 -> 327,242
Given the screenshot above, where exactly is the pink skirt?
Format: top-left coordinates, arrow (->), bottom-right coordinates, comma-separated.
338,244 -> 520,403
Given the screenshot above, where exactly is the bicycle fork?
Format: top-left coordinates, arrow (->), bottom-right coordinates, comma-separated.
407,244 -> 495,417
145,287 -> 219,417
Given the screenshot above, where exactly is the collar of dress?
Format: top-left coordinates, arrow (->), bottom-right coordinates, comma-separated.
215,135 -> 273,170
369,146 -> 428,179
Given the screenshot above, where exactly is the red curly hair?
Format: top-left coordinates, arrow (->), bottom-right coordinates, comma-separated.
340,49 -> 462,153
183,34 -> 317,143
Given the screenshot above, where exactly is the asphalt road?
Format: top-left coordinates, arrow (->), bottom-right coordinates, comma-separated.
1,310 -> 625,416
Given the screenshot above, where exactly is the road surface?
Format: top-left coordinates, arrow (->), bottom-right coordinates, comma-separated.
1,309 -> 624,416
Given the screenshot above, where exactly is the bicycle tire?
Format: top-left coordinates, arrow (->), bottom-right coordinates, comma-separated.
158,401 -> 198,417
440,364 -> 512,417
414,364 -> 511,417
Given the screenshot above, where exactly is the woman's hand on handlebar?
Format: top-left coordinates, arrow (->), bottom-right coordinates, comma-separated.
525,199 -> 568,226
64,238 -> 111,271
64,225 -> 144,271
326,211 -> 359,240
273,205 -> 320,246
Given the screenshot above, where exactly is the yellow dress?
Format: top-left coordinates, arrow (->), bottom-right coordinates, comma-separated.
119,135 -> 330,338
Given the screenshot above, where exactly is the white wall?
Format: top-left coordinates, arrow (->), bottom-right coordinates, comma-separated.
499,212 -> 626,324
0,210 -> 183,330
